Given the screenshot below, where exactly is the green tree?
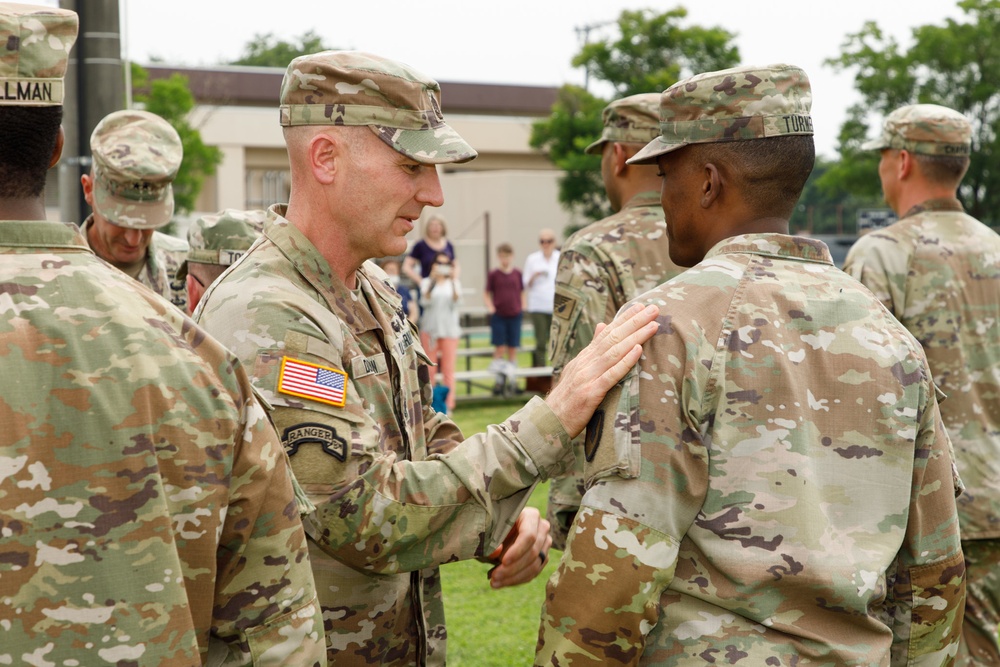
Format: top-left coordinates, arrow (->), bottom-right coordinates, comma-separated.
825,0 -> 1000,225
790,157 -> 885,236
230,30 -> 334,68
530,7 -> 739,228
131,63 -> 222,215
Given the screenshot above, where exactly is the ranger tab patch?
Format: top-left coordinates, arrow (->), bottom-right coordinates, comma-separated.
278,356 -> 348,407
282,422 -> 347,461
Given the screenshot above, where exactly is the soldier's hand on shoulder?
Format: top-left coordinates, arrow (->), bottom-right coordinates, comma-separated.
545,302 -> 659,437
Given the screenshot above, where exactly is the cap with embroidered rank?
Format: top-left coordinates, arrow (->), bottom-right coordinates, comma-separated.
90,109 -> 183,230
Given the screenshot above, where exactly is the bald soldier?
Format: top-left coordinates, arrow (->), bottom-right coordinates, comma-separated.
0,4 -> 325,665
843,104 -> 1000,665
536,64 -> 965,665
179,208 -> 265,314
80,109 -> 189,311
546,93 -> 685,550
195,50 -> 659,666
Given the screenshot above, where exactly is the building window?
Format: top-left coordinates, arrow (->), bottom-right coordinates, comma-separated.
245,169 -> 290,209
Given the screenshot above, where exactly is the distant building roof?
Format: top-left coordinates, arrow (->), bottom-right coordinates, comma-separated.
142,64 -> 559,116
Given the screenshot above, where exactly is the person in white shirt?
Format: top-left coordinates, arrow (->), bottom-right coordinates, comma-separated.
522,229 -> 560,366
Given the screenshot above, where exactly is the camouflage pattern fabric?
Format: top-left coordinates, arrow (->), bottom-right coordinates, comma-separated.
844,197 -> 1000,661
861,104 -> 972,156
0,219 -> 325,666
80,214 -> 189,312
546,190 -> 684,550
90,109 -> 182,230
537,233 -> 965,665
956,539 -> 1000,665
179,207 -> 265,279
584,93 -> 662,155
629,63 -> 813,165
279,50 -> 476,165
0,2 -> 76,107
196,205 -> 575,666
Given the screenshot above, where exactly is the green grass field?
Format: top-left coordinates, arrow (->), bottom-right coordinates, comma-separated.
443,400 -> 560,666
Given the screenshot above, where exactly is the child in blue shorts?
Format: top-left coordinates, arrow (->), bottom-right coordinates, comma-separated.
483,243 -> 524,395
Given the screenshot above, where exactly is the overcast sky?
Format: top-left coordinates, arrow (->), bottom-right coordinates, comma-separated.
109,0 -> 966,158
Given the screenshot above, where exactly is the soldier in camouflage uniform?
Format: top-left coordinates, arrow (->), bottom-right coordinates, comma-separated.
546,93 -> 685,550
179,207 -> 265,314
536,64 -> 966,665
80,109 -> 190,311
194,50 -> 660,666
0,5 -> 326,665
844,104 -> 1000,665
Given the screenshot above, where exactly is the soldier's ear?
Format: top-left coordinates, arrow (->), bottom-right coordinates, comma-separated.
701,162 -> 721,209
898,149 -> 914,180
308,130 -> 340,185
612,142 -> 630,176
49,127 -> 65,169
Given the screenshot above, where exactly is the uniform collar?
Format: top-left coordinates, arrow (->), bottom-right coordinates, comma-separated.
620,190 -> 661,211
705,233 -> 835,265
263,204 -> 388,336
0,219 -> 89,250
900,197 -> 964,220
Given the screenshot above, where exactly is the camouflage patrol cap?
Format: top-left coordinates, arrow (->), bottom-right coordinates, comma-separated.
628,63 -> 814,165
0,2 -> 78,107
279,50 -> 477,165
177,208 -> 265,280
861,104 -> 971,156
584,93 -> 661,155
90,109 -> 183,230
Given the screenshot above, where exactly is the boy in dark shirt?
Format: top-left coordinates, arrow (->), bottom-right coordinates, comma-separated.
484,243 -> 525,395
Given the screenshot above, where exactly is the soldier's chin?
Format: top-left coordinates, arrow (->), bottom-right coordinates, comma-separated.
114,248 -> 144,263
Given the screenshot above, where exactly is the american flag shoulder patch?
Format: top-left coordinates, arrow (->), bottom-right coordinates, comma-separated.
277,356 -> 348,407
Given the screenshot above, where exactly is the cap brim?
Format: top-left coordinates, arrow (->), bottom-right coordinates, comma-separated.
625,135 -> 687,165
583,138 -> 606,155
860,137 -> 889,152
371,123 -> 477,165
93,181 -> 174,230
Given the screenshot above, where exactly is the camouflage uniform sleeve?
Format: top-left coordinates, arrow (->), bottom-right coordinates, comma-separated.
537,312 -> 711,665
546,245 -> 618,550
209,389 -> 326,666
889,380 -> 966,665
842,233 -> 911,318
307,396 -> 572,575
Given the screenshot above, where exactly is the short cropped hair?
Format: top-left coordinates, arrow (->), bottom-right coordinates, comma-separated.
0,106 -> 63,198
693,135 -> 815,217
914,153 -> 969,185
497,243 -> 513,254
188,262 -> 229,290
